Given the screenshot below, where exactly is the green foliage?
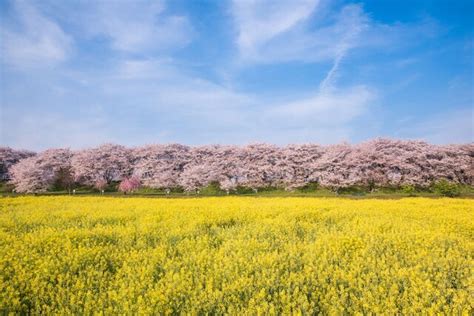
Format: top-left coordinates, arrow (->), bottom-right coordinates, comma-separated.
7,178 -> 471,198
296,182 -> 320,192
376,186 -> 402,194
50,167 -> 75,193
234,186 -> 255,194
134,187 -> 166,194
104,181 -> 119,192
257,186 -> 280,193
72,185 -> 94,193
0,181 -> 14,193
401,184 -> 417,196
200,181 -> 225,195
170,186 -> 185,193
337,186 -> 367,196
432,179 -> 461,197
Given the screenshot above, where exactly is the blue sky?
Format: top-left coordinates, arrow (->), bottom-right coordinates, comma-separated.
0,0 -> 472,150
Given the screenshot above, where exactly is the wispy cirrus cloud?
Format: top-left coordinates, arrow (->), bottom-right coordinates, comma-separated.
1,55 -> 376,149
0,0 -> 73,68
318,5 -> 369,91
1,0 -> 378,149
396,108 -> 474,144
79,0 -> 193,54
230,1 -> 441,72
229,0 -> 375,143
231,0 -> 368,65
1,0 -> 470,149
102,58 -> 376,145
269,85 -> 375,124
1,0 -> 194,70
232,0 -> 319,60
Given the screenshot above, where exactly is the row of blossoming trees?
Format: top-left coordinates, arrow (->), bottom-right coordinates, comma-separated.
1,139 -> 472,193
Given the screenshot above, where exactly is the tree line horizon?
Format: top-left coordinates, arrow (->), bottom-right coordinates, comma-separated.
1,138 -> 472,193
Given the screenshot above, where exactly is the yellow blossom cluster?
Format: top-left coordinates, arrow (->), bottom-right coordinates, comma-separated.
0,196 -> 472,314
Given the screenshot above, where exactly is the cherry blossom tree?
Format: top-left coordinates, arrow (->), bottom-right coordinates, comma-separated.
53,166 -> 75,194
72,144 -> 132,186
234,143 -> 285,191
7,139 -> 473,193
311,143 -> 356,191
10,148 -> 73,193
0,147 -> 36,181
280,144 -> 325,189
94,179 -> 108,192
131,144 -> 190,190
118,176 -> 141,194
178,145 -> 244,192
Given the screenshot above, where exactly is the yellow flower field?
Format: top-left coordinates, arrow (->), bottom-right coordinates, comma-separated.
0,196 -> 473,314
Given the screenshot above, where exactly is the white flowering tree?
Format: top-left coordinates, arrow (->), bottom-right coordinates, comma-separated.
10,148 -> 72,193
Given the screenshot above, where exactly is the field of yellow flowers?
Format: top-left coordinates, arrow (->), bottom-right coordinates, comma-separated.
0,196 -> 473,314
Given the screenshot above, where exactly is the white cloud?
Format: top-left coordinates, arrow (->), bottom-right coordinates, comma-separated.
0,1 -> 73,68
269,85 -> 374,125
397,108 -> 474,144
231,1 -> 441,69
115,59 -> 176,80
106,58 -> 374,123
100,59 -> 257,115
1,55 -> 377,149
1,106 -> 110,150
227,1 -> 377,144
78,0 -> 193,53
318,5 -> 368,91
6,0 -> 456,149
8,0 -> 194,57
363,16 -> 441,50
231,1 -> 368,65
232,0 -> 319,59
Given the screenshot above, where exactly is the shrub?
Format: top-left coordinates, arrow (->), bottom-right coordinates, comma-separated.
134,187 -> 165,194
234,186 -> 255,194
296,182 -> 320,192
200,181 -> 224,195
401,184 -> 417,196
432,179 -> 461,197
0,181 -> 15,193
257,186 -> 280,193
337,186 -> 367,196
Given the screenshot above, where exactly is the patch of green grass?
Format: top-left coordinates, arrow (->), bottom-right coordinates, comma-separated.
2,181 -> 473,199
0,181 -> 14,193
